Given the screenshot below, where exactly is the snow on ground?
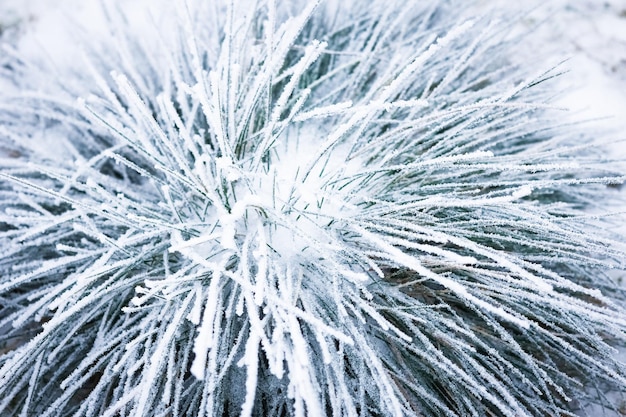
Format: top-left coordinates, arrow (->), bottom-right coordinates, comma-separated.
2,0 -> 626,415
545,1 -> 626,148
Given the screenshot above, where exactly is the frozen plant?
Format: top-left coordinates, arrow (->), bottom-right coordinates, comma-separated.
1,0 -> 626,416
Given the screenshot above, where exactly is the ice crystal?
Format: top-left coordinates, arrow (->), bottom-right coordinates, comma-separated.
1,0 -> 626,416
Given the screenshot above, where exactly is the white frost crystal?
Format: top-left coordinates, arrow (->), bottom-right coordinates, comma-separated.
1,0 -> 626,416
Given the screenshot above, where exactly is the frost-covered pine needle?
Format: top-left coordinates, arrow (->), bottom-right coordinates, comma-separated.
1,1 -> 626,416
